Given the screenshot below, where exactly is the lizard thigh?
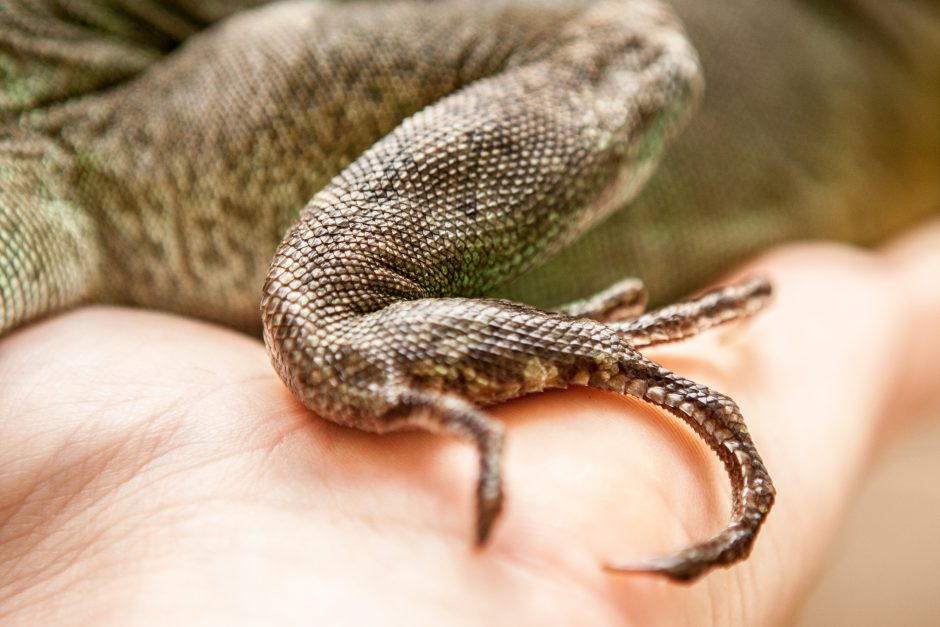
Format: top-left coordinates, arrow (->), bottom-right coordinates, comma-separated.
267,292 -> 774,581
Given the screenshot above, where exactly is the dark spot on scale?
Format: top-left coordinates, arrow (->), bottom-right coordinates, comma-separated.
457,198 -> 477,218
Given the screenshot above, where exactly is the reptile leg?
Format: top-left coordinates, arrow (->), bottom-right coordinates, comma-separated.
556,278 -> 648,322
260,1 -> 771,582
608,276 -> 772,348
264,290 -> 773,582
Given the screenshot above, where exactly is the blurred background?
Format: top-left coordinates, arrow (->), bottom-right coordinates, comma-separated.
799,410 -> 940,626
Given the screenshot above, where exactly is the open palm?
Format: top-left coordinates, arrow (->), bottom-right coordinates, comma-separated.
1,221 -> 938,626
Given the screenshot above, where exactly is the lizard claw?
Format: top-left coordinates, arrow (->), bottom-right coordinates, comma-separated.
604,557 -> 704,583
475,488 -> 503,546
603,521 -> 759,582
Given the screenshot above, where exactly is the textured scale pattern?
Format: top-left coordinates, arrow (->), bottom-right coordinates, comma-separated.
260,1 -> 774,581
2,0 -> 939,581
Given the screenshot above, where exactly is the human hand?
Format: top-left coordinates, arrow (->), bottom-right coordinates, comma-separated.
1,220 -> 938,626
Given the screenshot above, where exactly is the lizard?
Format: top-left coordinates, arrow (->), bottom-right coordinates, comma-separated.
1,0 -> 938,582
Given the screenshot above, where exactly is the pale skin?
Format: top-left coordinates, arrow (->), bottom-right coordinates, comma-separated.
1,220 -> 939,626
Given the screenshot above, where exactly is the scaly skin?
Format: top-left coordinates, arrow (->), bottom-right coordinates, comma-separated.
258,0 -> 776,581
3,0 -> 939,580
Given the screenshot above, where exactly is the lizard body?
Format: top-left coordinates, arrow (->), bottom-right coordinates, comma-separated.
2,0 -> 939,581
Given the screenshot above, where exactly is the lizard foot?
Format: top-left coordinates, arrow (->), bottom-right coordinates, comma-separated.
263,278 -> 775,582
574,276 -> 775,580
595,351 -> 776,582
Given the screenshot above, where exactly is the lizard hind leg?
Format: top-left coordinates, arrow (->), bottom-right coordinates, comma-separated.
385,308 -> 776,581
264,282 -> 774,580
370,295 -> 775,581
